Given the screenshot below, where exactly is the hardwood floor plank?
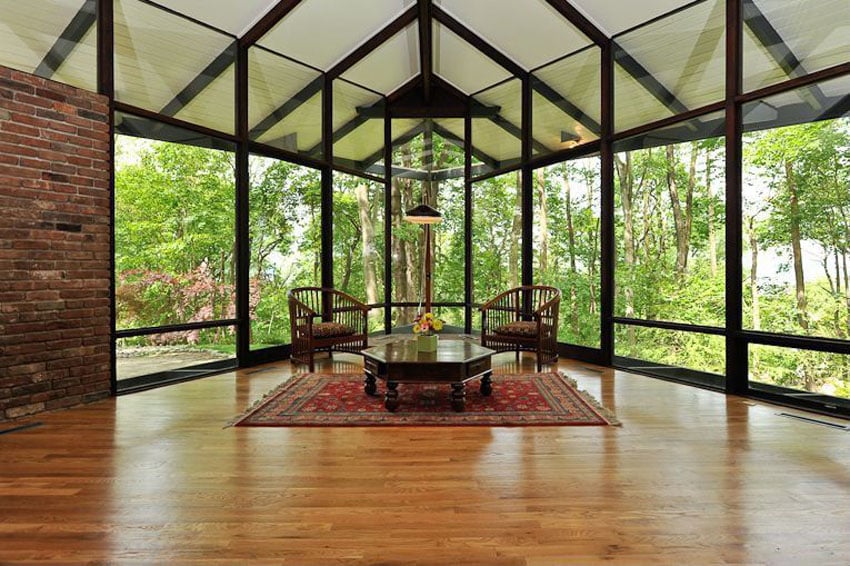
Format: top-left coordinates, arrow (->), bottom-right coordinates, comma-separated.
0,353 -> 849,565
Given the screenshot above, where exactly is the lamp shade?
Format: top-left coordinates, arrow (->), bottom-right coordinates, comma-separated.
404,203 -> 442,224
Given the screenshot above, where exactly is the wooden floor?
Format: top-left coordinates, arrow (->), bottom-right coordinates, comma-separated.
2,353 -> 850,565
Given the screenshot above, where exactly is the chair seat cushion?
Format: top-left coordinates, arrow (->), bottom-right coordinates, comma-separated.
494,320 -> 539,337
311,321 -> 356,338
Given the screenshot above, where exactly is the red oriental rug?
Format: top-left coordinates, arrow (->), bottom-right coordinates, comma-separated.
231,372 -> 618,427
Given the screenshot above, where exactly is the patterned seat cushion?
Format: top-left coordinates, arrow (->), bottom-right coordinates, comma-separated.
494,320 -> 539,337
311,321 -> 356,338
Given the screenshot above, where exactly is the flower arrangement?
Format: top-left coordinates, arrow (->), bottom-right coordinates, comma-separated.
413,312 -> 444,336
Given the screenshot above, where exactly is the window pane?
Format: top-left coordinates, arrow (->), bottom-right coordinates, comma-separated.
742,75 -> 850,340
614,113 -> 726,327
472,171 -> 522,305
615,324 -> 726,377
532,47 -> 601,156
249,48 -> 322,157
114,132 -> 235,331
249,155 -> 321,350
114,0 -> 235,134
390,123 -> 464,327
333,172 -> 385,332
333,79 -> 384,174
0,0 -> 97,92
743,0 -> 850,93
116,328 -> 235,383
750,344 -> 850,405
533,158 -> 601,348
472,78 -> 522,172
614,0 -> 725,132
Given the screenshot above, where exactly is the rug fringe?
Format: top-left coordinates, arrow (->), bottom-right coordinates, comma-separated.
557,371 -> 622,426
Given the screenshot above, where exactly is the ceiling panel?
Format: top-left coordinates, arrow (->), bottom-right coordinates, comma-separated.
150,0 -> 277,36
259,0 -> 414,71
571,0 -> 694,37
433,21 -> 512,94
342,24 -> 419,95
435,0 -> 591,70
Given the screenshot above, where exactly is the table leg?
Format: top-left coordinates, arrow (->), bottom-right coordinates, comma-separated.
363,372 -> 377,396
385,381 -> 399,412
480,371 -> 493,396
451,382 -> 466,412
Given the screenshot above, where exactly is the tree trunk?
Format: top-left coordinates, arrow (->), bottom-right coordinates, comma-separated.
562,169 -> 579,333
785,160 -> 809,331
666,144 -> 691,277
509,171 -> 522,289
537,169 -> 549,275
706,148 -> 718,277
747,215 -> 761,331
355,184 -> 378,307
616,153 -> 637,353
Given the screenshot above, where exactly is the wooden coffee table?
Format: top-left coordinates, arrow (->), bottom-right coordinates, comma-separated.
362,339 -> 496,412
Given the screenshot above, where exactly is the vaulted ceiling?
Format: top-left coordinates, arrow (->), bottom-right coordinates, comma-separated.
3,0 -> 849,173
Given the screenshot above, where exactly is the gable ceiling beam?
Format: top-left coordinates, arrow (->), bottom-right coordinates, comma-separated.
541,0 -> 607,47
613,44 -> 690,115
249,75 -> 323,139
159,43 -> 237,117
418,0 -> 434,104
35,0 -> 97,78
327,5 -> 418,80
241,0 -> 304,47
742,0 -> 827,109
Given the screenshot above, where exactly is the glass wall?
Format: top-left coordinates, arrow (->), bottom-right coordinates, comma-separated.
390,122 -> 466,328
472,171 -> 522,329
533,158 -> 601,348
249,155 -> 321,350
742,74 -> 850,405
114,126 -> 237,384
613,112 -> 726,383
333,172 -> 385,332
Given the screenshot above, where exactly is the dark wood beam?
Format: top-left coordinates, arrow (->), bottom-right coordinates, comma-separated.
742,0 -> 828,109
418,0 -> 433,104
241,0 -> 303,47
160,43 -> 237,117
541,0 -> 607,47
36,0 -> 97,78
249,75 -> 323,139
613,42 -> 690,115
327,5 -> 418,79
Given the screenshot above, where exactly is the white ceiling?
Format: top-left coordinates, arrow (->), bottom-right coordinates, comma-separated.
148,0 -> 696,40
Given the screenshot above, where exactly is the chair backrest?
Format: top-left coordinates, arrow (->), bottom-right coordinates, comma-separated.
288,287 -> 323,314
525,285 -> 560,312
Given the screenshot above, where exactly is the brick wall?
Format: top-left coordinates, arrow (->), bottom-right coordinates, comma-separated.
0,66 -> 112,421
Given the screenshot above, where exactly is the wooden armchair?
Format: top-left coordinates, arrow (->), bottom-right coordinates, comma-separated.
480,285 -> 561,372
288,287 -> 370,372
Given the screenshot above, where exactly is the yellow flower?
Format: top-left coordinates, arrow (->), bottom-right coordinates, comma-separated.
433,319 -> 444,331
423,312 -> 434,322
413,323 -> 421,333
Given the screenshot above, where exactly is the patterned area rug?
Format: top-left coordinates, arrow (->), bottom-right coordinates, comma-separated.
231,372 -> 618,427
